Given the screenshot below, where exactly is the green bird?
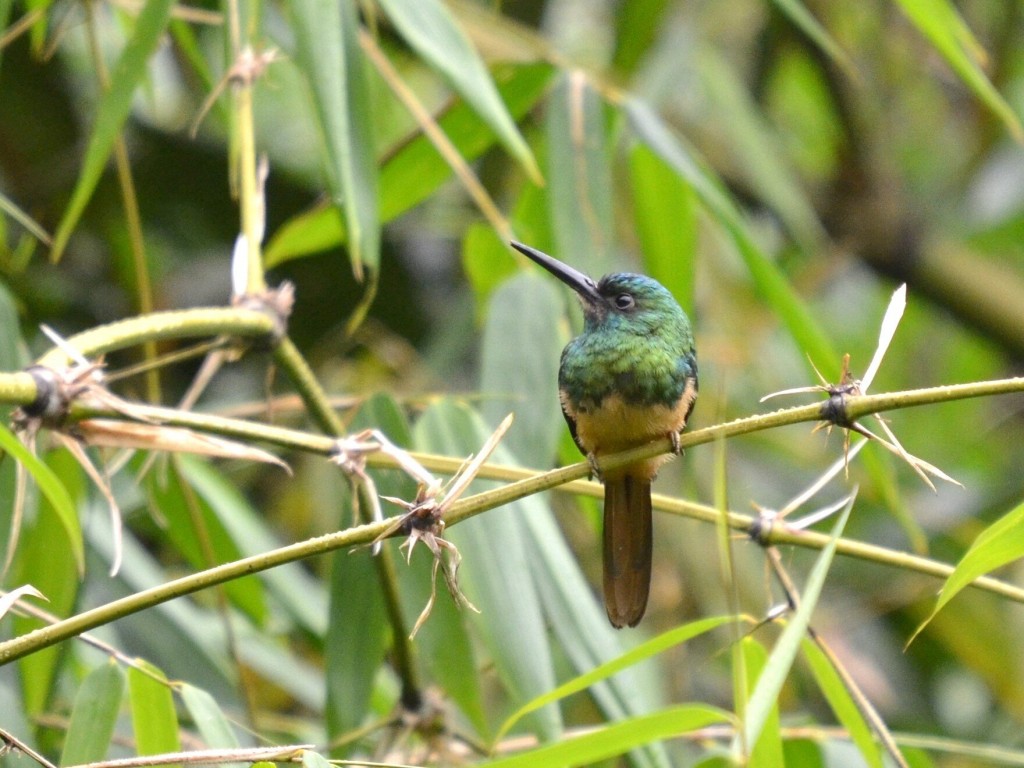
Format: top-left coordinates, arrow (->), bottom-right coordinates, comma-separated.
511,241 -> 698,628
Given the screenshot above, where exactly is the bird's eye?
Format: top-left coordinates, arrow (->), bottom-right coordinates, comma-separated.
614,293 -> 636,310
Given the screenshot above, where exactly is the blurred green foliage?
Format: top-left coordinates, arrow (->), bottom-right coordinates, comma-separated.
2,1 -> 1024,766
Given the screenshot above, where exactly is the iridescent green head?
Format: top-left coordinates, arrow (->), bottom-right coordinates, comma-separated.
510,241 -> 694,345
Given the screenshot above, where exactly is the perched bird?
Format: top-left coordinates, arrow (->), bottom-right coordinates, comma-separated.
511,241 -> 698,628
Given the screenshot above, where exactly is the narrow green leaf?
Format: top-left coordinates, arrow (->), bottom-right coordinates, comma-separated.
481,705 -> 732,768
128,660 -> 181,759
498,615 -> 738,741
697,49 -> 825,250
547,72 -> 616,278
413,399 -> 561,740
301,751 -> 332,768
144,460 -> 267,626
265,64 -> 552,266
769,0 -> 857,77
519,506 -> 671,768
376,0 -> 539,182
0,425 -> 83,573
462,223 -> 517,320
739,637 -> 784,768
182,459 -> 326,635
179,684 -> 239,748
801,638 -> 884,768
628,143 -> 697,315
626,98 -> 840,380
291,0 -> 379,277
480,272 -> 566,464
50,0 -> 176,261
358,393 -> 489,736
741,499 -> 852,750
0,190 -> 51,247
0,279 -> 29,370
912,498 -> 1024,642
60,662 -> 126,766
15,451 -> 83,717
894,0 -> 1022,140
325,542 -> 389,751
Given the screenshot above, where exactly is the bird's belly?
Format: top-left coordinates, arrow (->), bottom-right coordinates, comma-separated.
565,386 -> 695,478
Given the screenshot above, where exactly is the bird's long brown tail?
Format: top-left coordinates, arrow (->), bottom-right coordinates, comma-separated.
603,474 -> 653,628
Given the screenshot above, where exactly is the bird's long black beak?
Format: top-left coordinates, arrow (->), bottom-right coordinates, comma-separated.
510,241 -> 601,303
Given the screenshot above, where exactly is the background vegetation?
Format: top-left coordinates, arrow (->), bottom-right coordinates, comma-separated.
2,0 -> 1024,766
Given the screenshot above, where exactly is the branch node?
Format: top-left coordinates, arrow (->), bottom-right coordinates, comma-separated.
233,281 -> 295,348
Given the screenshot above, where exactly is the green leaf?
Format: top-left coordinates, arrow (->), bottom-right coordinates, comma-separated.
301,751 -> 332,768
128,660 -> 181,758
894,0 -> 1022,140
738,637 -> 784,768
546,72 -> 616,278
697,48 -> 825,250
413,399 -> 562,740
0,279 -> 28,370
291,0 -> 379,277
358,393 -> 489,736
60,662 -> 126,766
179,684 -> 239,748
517,503 -> 672,768
0,425 -> 83,574
497,615 -> 738,741
912,498 -> 1024,642
628,143 -> 697,316
625,98 -> 840,380
480,705 -> 732,768
801,638 -> 884,768
50,0 -> 176,261
740,498 -> 852,750
265,63 -> 552,266
181,459 -> 327,635
376,0 -> 539,182
325,535 -> 389,750
322,397 -> 396,749
768,0 -> 857,77
15,451 -> 83,718
480,272 -> 566,464
144,460 -> 267,626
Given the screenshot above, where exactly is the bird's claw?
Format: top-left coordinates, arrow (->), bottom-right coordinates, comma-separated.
586,452 -> 603,481
668,430 -> 682,455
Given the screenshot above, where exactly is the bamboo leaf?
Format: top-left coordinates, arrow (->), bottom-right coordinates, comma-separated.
179,684 -> 239,748
546,71 -> 616,278
291,0 -> 379,278
413,399 -> 562,740
741,499 -> 852,750
894,0 -> 1022,140
518,506 -> 673,768
497,615 -> 738,741
0,425 -> 83,573
50,0 -> 176,261
60,662 -> 126,766
802,638 -> 884,768
481,705 -> 732,768
625,98 -> 840,380
480,272 -> 566,464
628,143 -> 697,315
769,0 -> 857,77
738,637 -> 785,768
911,498 -> 1024,643
128,660 -> 181,759
376,0 -> 539,182
265,63 -> 552,266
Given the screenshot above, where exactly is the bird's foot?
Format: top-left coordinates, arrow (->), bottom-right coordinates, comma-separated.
586,452 -> 603,481
668,430 -> 683,455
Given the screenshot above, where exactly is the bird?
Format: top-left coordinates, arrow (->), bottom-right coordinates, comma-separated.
510,241 -> 698,628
